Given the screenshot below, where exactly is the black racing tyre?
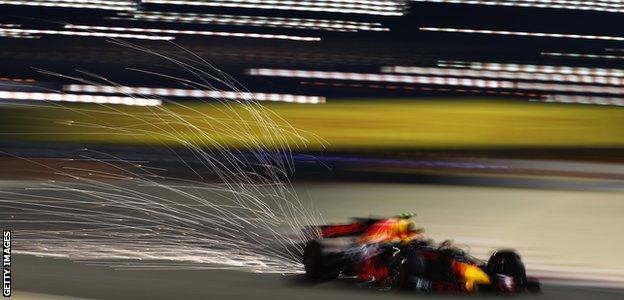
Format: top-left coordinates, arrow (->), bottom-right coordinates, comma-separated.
391,249 -> 427,290
487,250 -> 527,290
303,241 -> 340,281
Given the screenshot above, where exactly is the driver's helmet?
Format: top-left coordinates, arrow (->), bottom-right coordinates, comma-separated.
397,212 -> 416,219
407,220 -> 419,232
396,212 -> 418,233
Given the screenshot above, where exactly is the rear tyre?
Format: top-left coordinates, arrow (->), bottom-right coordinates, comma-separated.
303,241 -> 340,281
391,250 -> 427,290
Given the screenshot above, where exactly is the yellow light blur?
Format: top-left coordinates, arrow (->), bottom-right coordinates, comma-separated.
2,99 -> 624,149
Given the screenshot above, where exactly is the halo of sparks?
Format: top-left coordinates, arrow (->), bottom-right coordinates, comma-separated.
0,39 -> 324,274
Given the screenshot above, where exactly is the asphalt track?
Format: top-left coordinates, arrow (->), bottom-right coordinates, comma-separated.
10,255 -> 624,300
2,180 -> 624,299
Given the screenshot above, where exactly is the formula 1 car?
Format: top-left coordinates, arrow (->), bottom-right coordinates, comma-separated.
302,217 -> 541,294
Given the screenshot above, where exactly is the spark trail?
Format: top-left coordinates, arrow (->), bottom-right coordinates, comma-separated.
0,39 -> 324,274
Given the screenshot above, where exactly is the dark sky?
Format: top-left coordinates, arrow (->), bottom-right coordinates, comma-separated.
1,1 -> 623,99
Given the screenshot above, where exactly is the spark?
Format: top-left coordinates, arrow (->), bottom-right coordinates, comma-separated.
0,39 -> 324,274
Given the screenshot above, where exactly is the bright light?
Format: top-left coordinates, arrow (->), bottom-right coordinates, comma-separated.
0,0 -> 136,10
437,61 -> 624,77
0,28 -> 174,40
65,25 -> 320,42
113,11 -> 388,32
542,52 -> 624,60
247,68 -> 516,88
64,85 -> 326,104
0,91 -> 163,106
411,0 -> 624,13
420,27 -> 624,42
140,0 -> 406,16
248,68 -> 624,95
382,66 -> 624,85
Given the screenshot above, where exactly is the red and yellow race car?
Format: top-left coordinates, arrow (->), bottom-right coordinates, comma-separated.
302,216 -> 541,294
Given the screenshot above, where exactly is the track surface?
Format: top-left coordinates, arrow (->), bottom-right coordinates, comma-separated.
11,255 -> 624,300
2,180 -> 624,299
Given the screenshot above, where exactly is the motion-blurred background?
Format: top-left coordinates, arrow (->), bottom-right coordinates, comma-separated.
1,1 -> 624,299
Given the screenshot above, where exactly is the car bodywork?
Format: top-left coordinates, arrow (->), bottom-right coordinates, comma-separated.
302,217 -> 541,293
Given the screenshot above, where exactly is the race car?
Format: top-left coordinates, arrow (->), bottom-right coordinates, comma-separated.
302,216 -> 541,294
